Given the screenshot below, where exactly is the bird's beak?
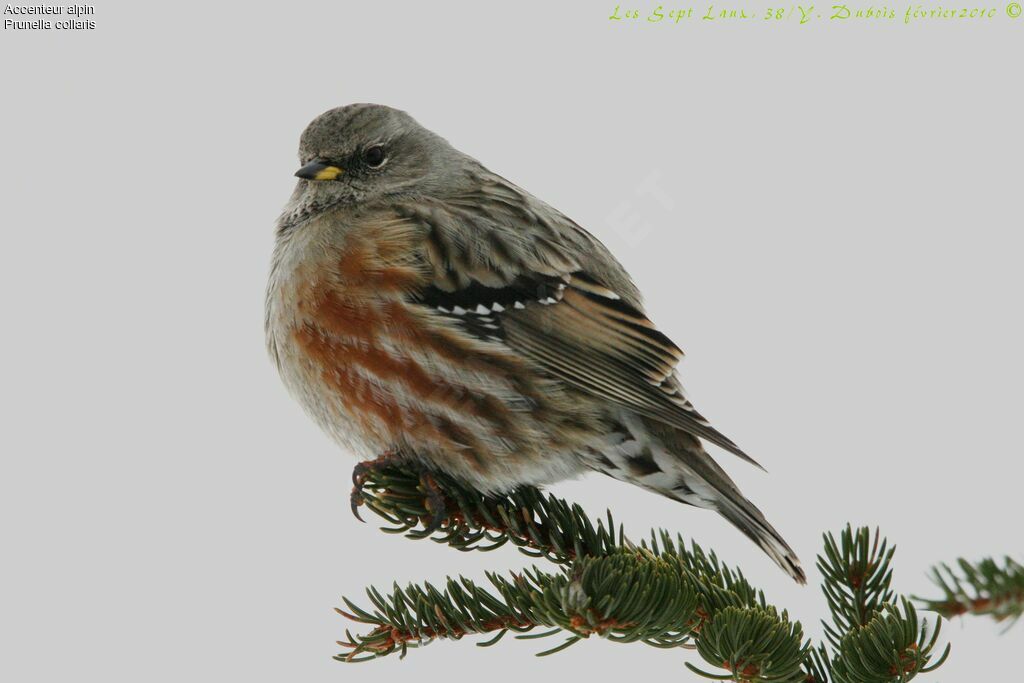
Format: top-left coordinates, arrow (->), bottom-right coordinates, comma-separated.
294,159 -> 344,181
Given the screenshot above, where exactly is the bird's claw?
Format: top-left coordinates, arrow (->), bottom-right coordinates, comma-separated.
350,486 -> 365,522
348,450 -> 447,534
419,472 -> 447,536
349,449 -> 400,522
352,449 -> 398,487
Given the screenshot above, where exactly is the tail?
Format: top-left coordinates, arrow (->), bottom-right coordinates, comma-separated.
585,418 -> 806,584
714,495 -> 806,584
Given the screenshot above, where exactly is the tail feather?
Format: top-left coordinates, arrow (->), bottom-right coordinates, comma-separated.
583,415 -> 805,583
715,497 -> 806,584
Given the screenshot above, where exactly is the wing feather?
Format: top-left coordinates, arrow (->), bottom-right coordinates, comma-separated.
396,180 -> 762,469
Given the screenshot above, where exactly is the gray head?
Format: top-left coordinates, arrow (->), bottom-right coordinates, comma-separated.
282,104 -> 467,228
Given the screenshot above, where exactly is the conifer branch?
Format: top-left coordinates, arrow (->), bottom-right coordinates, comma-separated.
919,557 -> 1024,627
339,462 -> 951,682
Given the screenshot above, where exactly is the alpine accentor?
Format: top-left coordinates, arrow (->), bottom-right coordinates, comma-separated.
265,103 -> 804,583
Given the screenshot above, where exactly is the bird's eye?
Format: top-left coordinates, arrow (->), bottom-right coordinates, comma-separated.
362,145 -> 386,168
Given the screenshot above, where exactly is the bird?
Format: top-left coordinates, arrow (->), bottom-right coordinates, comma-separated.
265,103 -> 805,584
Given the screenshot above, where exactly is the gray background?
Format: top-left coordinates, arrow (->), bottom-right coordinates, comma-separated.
2,1 -> 1021,680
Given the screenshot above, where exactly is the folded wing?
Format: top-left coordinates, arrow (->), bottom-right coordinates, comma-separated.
401,185 -> 760,468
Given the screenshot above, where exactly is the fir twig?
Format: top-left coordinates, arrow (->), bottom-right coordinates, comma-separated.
817,526 -> 896,646
339,462 -> 952,682
814,528 -> 950,682
920,557 -> 1024,627
354,462 -> 621,562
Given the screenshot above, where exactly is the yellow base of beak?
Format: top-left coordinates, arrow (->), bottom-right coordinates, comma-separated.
312,166 -> 343,181
295,159 -> 345,181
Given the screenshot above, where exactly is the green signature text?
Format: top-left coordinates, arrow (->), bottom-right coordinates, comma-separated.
608,3 -> 1017,24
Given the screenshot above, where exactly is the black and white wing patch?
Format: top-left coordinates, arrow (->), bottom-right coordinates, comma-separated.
413,273 -> 567,342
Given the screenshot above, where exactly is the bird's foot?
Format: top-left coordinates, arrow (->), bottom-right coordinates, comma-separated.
351,448 -> 404,487
349,451 -> 448,535
350,449 -> 403,522
418,471 -> 448,536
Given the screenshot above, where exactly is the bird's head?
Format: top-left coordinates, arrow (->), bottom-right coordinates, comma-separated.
281,103 -> 465,230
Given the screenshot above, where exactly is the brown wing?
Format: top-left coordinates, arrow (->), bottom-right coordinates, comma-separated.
412,268 -> 760,468
393,173 -> 760,468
